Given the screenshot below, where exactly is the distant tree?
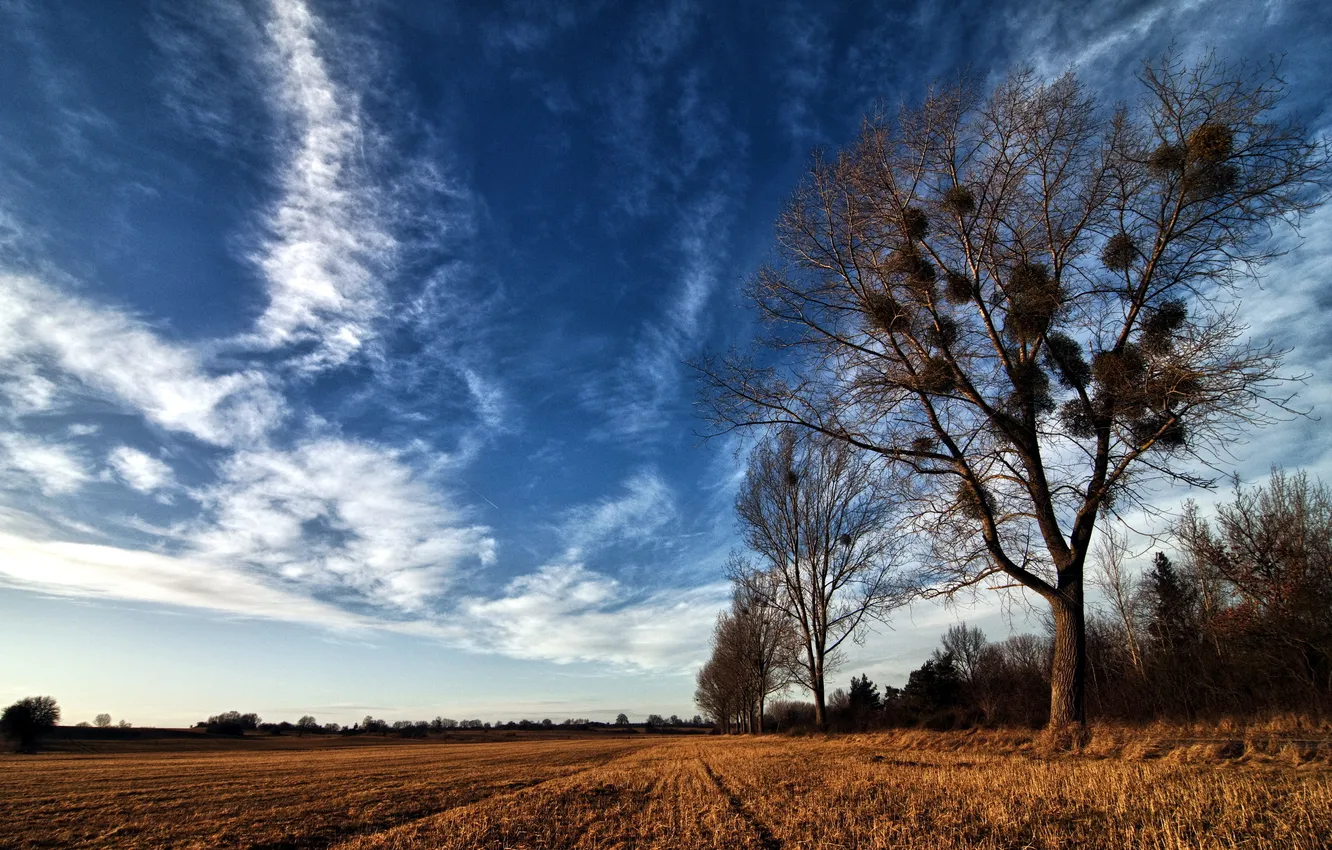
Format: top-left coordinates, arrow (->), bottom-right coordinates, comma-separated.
973,634 -> 1053,726
937,623 -> 988,686
904,654 -> 962,719
1145,553 -> 1200,653
1091,526 -> 1146,678
645,714 -> 666,727
697,580 -> 801,734
848,674 -> 882,712
1173,469 -> 1332,707
732,429 -> 908,729
615,713 -> 630,726
766,700 -> 817,732
826,687 -> 850,717
700,53 -> 1331,727
93,713 -> 112,728
1,696 -> 60,752
75,721 -> 91,727
323,722 -> 341,734
203,711 -> 259,735
361,715 -> 392,734
117,720 -> 132,729
296,715 -> 319,733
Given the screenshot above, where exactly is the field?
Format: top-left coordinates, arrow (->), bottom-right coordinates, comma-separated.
3,731 -> 1331,849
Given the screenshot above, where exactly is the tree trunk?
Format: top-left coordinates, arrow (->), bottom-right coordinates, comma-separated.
757,695 -> 765,734
812,678 -> 827,731
1049,579 -> 1086,727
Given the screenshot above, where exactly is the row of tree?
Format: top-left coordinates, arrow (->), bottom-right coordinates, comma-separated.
0,700 -> 709,752
193,712 -> 707,737
1087,469 -> 1332,719
695,51 -> 1330,728
702,467 -> 1332,731
73,714 -> 132,729
695,433 -> 908,733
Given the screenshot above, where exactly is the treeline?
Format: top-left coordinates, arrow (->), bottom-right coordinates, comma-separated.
193,712 -> 706,738
700,469 -> 1332,731
1086,469 -> 1332,720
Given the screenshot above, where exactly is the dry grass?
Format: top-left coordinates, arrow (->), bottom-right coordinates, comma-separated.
3,732 -> 1330,849
0,737 -> 644,849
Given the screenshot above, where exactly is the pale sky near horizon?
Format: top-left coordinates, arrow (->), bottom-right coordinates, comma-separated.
2,0 -> 1330,728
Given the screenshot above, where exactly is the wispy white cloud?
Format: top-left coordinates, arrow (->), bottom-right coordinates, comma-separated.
0,0 -> 116,159
581,193 -> 729,437
243,0 -> 396,372
0,530 -> 368,629
0,519 -> 726,671
480,1 -> 596,55
459,562 -> 727,670
147,0 -> 266,150
186,438 -> 495,615
773,0 -> 831,146
0,275 -> 284,446
559,468 -> 676,555
460,368 -> 509,432
0,447 -> 729,671
0,364 -> 57,417
107,446 -> 175,494
0,432 -> 89,496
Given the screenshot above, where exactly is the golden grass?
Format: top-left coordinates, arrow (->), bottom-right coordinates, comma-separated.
0,738 -> 644,849
3,732 -> 1330,849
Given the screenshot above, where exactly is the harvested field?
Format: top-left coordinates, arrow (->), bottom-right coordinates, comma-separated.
3,733 -> 1330,849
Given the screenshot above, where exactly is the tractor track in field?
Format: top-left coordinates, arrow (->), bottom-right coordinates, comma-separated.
697,752 -> 782,850
309,745 -> 654,850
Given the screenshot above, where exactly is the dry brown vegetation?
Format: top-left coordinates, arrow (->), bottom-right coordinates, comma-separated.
3,732 -> 1331,849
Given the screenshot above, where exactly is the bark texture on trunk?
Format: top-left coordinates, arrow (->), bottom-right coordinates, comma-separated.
812,680 -> 827,731
1049,578 -> 1087,727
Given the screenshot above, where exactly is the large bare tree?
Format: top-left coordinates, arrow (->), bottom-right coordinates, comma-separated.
700,54 -> 1328,727
732,429 -> 906,729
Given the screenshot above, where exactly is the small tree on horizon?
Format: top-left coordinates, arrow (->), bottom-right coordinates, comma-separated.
1,696 -> 60,753
93,713 -> 112,728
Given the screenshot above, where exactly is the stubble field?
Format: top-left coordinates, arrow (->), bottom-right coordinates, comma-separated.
3,731 -> 1331,849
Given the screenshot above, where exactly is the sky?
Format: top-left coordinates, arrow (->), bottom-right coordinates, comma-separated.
1,0 -> 1330,728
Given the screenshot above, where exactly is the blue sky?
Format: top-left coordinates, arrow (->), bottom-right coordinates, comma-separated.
2,0 -> 1330,727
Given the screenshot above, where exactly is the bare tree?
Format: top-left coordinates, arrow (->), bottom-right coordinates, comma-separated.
699,53 -> 1328,726
731,429 -> 907,729
1176,469 -> 1332,699
694,646 -> 744,733
1091,525 -> 1145,676
695,583 -> 799,733
937,622 -> 988,684
93,713 -> 112,728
